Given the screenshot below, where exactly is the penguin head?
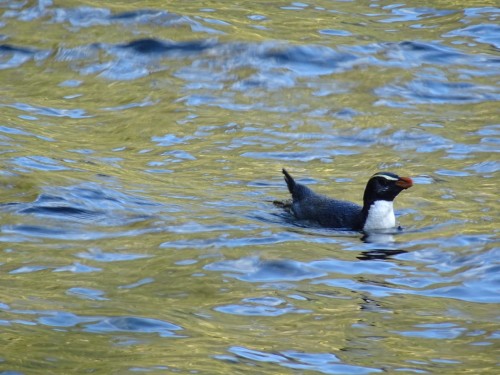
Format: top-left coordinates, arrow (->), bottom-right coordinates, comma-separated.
363,172 -> 413,205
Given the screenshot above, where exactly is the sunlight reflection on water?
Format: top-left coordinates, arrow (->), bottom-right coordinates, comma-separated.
0,1 -> 499,374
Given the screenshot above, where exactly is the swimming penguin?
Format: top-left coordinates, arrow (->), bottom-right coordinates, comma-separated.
279,168 -> 413,231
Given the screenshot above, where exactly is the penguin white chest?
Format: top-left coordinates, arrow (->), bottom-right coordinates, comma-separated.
363,201 -> 396,230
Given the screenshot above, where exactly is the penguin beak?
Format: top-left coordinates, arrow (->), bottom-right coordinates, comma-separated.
395,176 -> 413,189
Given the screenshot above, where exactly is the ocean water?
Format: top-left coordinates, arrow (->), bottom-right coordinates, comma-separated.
0,1 -> 499,374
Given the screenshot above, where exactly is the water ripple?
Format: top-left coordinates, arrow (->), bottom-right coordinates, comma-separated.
6,102 -> 92,118
1,2 -> 499,373
1,307 -> 184,338
0,183 -> 162,241
66,287 -> 107,301
84,316 -> 183,337
375,6 -> 455,24
393,323 -> 467,340
76,248 -> 151,262
161,231 -> 300,249
205,256 -> 326,282
223,346 -> 382,374
444,24 -> 500,49
6,5 -> 223,34
375,78 -> 500,106
215,296 -> 310,316
0,44 -> 51,69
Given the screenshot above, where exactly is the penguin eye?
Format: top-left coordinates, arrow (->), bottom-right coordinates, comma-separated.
379,178 -> 389,187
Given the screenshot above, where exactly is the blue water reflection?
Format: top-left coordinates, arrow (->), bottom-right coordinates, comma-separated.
205,256 -> 326,282
223,346 -> 382,374
1,1 -> 499,374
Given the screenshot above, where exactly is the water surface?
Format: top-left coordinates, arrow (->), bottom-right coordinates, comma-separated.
0,1 -> 499,374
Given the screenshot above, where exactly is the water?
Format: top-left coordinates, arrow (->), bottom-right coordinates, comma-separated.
0,1 -> 499,374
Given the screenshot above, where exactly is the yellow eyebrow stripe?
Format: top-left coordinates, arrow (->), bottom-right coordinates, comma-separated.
371,173 -> 399,181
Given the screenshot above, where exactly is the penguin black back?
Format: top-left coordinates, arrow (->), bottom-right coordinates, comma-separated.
278,168 -> 412,231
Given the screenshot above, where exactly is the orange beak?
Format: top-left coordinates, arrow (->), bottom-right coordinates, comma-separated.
396,176 -> 413,189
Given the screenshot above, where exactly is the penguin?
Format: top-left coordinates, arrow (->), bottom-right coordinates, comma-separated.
279,168 -> 413,231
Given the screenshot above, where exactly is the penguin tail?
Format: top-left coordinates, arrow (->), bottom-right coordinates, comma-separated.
282,168 -> 295,194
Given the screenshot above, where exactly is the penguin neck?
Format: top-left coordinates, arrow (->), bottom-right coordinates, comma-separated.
362,200 -> 396,231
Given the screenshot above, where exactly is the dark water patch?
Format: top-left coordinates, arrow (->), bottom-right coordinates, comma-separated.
205,256 -> 326,282
117,38 -> 217,56
3,224 -> 77,239
0,43 -> 38,54
258,43 -> 358,76
357,249 -> 407,261
0,43 -> 51,69
56,38 -> 363,83
109,9 -> 164,20
58,38 -> 215,80
19,205 -> 96,218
